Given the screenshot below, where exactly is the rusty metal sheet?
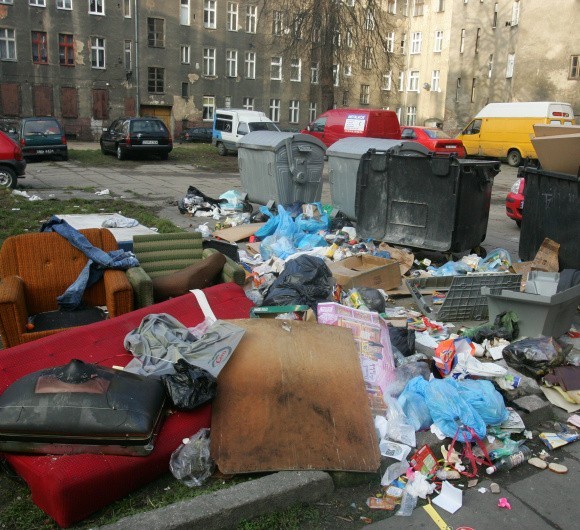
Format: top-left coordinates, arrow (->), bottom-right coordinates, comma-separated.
211,319 -> 381,474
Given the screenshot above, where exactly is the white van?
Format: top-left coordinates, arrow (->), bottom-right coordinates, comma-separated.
212,109 -> 280,155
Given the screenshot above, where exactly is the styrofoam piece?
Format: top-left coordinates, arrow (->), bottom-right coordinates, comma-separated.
525,271 -> 560,296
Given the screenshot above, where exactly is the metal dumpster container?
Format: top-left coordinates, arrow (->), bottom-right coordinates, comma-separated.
355,147 -> 500,253
237,131 -> 326,206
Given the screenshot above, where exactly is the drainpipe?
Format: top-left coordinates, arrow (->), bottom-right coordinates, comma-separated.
134,0 -> 140,117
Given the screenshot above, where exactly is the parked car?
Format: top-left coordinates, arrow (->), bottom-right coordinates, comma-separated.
0,130 -> 26,189
179,127 -> 212,143
400,126 -> 467,158
9,117 -> 68,161
100,117 -> 173,160
506,176 -> 525,226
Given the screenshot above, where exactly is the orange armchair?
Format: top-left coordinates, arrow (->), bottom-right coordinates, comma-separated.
0,228 -> 134,348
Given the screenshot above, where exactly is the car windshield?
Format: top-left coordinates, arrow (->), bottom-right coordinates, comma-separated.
23,120 -> 61,136
249,122 -> 280,132
423,129 -> 452,139
131,120 -> 167,133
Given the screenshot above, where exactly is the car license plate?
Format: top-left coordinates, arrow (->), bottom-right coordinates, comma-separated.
36,149 -> 55,154
142,140 -> 158,145
445,145 -> 456,149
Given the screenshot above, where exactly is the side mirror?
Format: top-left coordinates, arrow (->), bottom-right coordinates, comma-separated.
306,125 -> 311,132
102,127 -> 109,133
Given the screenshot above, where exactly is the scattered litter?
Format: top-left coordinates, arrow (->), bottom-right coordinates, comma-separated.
101,213 -> 138,228
539,431 -> 579,450
467,479 -> 479,488
498,497 -> 512,510
548,462 -> 568,474
11,208 -> 20,211
95,189 -> 110,195
432,481 -> 463,514
478,487 -> 488,494
366,496 -> 396,510
568,414 -> 580,428
490,483 -> 501,494
528,457 -> 548,470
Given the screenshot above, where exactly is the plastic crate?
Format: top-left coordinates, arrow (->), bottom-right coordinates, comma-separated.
406,273 -> 522,322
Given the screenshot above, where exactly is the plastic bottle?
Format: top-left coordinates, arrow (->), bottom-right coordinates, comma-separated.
486,445 -> 532,475
169,429 -> 214,487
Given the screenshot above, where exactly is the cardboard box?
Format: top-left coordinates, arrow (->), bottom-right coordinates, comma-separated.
533,124 -> 580,138
531,133 -> 580,175
328,255 -> 401,291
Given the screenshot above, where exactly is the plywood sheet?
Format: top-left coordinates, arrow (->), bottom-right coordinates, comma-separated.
211,319 -> 381,474
211,223 -> 265,243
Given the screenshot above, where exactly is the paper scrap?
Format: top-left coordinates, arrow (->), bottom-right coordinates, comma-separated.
541,386 -> 580,413
432,481 -> 463,514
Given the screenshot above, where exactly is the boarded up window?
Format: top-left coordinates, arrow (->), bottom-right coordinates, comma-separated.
124,97 -> 136,116
92,89 -> 109,119
33,85 -> 53,116
60,87 -> 78,118
0,83 -> 21,117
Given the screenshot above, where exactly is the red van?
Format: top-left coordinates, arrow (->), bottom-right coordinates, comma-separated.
302,108 -> 401,148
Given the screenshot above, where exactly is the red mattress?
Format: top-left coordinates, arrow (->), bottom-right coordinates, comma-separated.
0,283 -> 253,528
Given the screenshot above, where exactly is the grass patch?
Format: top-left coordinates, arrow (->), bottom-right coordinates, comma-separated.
238,503 -> 321,530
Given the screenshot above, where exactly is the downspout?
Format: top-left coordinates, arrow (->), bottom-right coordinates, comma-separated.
134,0 -> 140,117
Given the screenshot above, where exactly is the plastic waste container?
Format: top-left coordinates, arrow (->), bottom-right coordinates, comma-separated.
237,131 -> 326,206
355,146 -> 500,253
519,166 -> 580,269
327,138 -> 404,219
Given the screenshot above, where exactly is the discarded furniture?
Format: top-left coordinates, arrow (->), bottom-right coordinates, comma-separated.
0,228 -> 133,348
126,232 -> 246,308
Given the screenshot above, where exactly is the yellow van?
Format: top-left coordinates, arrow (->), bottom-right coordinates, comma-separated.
457,102 -> 575,166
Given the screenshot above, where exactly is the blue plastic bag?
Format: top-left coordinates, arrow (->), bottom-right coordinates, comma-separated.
295,203 -> 330,234
451,379 -> 509,426
254,206 -> 278,239
260,206 -> 300,260
398,388 -> 433,431
296,233 -> 328,250
427,260 -> 472,276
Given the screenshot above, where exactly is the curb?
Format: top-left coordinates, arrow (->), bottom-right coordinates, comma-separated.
98,470 -> 334,530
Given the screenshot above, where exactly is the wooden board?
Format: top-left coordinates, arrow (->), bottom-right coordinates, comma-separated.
211,319 -> 381,474
211,223 -> 265,243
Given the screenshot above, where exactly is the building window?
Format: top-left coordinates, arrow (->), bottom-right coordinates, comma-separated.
89,0 -> 104,15
488,53 -> 493,78
180,0 -> 190,25
92,88 -> 108,120
227,3 -> 238,31
400,0 -> 409,16
364,9 -> 375,31
59,34 -> 74,66
511,1 -> 520,26
460,29 -> 465,53
309,102 -> 317,122
387,0 -> 397,15
475,28 -> 481,53
400,32 -> 406,54
226,49 -> 238,77
471,77 -> 476,102
148,18 -> 164,48
0,0 -> 14,4
203,48 -> 216,76
224,96 -> 231,108
405,106 -> 416,125
148,67 -> 164,93
203,95 -> 215,121
181,82 -> 188,98
289,100 -> 299,124
60,87 -> 78,118
204,0 -> 216,29
431,70 -> 440,91
398,71 -> 405,91
244,51 -> 255,79
269,98 -> 280,122
271,56 -> 282,80
386,32 -> 395,53
333,30 -> 341,48
90,36 -> 105,68
290,58 -> 302,82
333,64 -> 340,86
413,0 -> 424,17
434,30 -> 443,52
311,62 -> 319,84
455,77 -> 461,102
272,11 -> 284,36
363,47 -> 372,69
506,53 -> 515,78
411,32 -> 422,54
29,0 -> 46,6
243,97 -> 254,110
492,2 -> 498,28
0,28 -> 16,60
344,64 -> 352,77
345,28 -> 353,47
31,31 -> 48,64
312,26 -> 321,43
436,0 -> 444,12
181,45 -> 190,64
569,55 -> 580,79
57,0 -> 72,9
360,84 -> 370,105
122,0 -> 131,17
382,71 -> 392,91
246,5 -> 257,33
396,107 -> 402,122
408,70 -> 419,92
342,91 -> 349,106
124,40 -> 132,70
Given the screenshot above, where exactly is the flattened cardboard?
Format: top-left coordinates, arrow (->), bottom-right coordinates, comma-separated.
211,222 -> 265,243
328,255 -> 401,291
211,319 -> 381,473
531,134 -> 580,175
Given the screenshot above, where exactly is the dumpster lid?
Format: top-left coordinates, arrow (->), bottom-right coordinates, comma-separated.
238,131 -> 326,151
327,137 -> 404,159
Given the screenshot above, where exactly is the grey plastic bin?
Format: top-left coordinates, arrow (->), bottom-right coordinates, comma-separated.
237,131 -> 326,206
327,138 -> 404,219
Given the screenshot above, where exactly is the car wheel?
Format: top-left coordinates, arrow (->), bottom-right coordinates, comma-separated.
0,166 -> 17,189
217,142 -> 228,156
116,145 -> 125,160
507,149 -> 522,167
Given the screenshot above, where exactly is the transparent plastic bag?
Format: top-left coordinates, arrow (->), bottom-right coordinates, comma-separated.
169,428 -> 214,487
385,396 -> 416,447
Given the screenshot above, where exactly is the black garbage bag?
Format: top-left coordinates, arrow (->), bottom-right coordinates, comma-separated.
502,336 -> 571,378
261,255 -> 333,310
329,211 -> 354,231
388,326 -> 416,357
162,359 -> 217,410
356,287 -> 386,313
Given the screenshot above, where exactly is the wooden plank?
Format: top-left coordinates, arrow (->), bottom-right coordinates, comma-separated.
211,223 -> 265,243
211,319 -> 381,474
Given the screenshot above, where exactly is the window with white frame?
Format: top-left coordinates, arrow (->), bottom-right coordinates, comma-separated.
363,47 -> 372,69
269,98 -> 280,122
309,102 -> 317,122
203,47 -> 216,76
148,67 -> 164,93
0,0 -> 14,4
506,53 -> 515,78
124,40 -> 131,70
244,51 -> 255,78
345,28 -> 352,47
289,100 -> 300,124
360,84 -> 370,105
293,14 -> 304,39
400,32 -> 406,54
413,0 -> 424,16
569,55 -> 579,79
273,11 -> 284,36
180,0 -> 190,25
148,18 -> 165,47
0,28 -> 17,60
398,71 -> 404,91
333,30 -> 341,48
91,36 -> 105,68
243,97 -> 254,110
386,32 -> 395,53
224,96 -> 231,108
460,29 -> 465,53
204,0 -> 216,29
344,64 -> 352,77
511,1 -> 520,26
400,0 -> 409,16
387,0 -> 397,15
271,56 -> 282,80
436,0 -> 444,12
333,64 -> 340,86
488,54 -> 493,78
290,58 -> 302,81
475,28 -> 481,53
227,3 -> 238,31
30,0 -> 46,6
226,49 -> 238,77
471,77 -> 476,102
431,70 -> 440,91
246,5 -> 257,33
492,2 -> 498,28
382,71 -> 392,91
455,77 -> 461,102
364,9 -> 375,30
345,0 -> 354,6
405,106 -> 416,125
89,0 -> 104,15
203,95 -> 215,120
342,91 -> 349,106
181,45 -> 190,64
411,32 -> 422,54
311,62 -> 319,84
58,0 -> 72,10
312,26 -> 321,43
408,70 -> 419,92
122,0 -> 130,17
434,30 -> 443,52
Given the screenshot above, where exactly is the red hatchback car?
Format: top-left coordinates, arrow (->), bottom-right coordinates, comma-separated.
0,130 -> 26,189
400,126 -> 467,158
506,177 -> 525,226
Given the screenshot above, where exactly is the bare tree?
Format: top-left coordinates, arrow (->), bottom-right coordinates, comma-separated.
259,0 -> 399,111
